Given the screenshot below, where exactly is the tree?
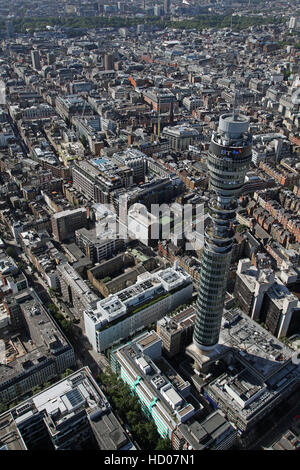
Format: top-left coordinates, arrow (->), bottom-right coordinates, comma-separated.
126,410 -> 140,428
155,437 -> 172,450
5,247 -> 18,260
30,263 -> 37,273
10,13 -> 285,36
61,319 -> 72,332
32,385 -> 42,394
62,368 -> 74,378
143,421 -> 159,447
132,422 -> 146,443
48,303 -> 58,315
236,224 -> 248,233
99,369 -> 171,449
80,134 -> 88,149
48,287 -> 57,297
0,402 -> 8,414
17,261 -> 26,271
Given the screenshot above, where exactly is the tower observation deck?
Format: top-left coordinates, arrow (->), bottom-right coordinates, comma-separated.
193,113 -> 252,353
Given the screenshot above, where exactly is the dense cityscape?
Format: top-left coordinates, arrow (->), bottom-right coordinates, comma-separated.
0,0 -> 299,455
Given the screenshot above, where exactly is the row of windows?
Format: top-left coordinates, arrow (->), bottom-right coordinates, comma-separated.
202,251 -> 230,262
194,324 -> 219,335
201,255 -> 230,267
197,287 -> 223,298
195,313 -> 222,324
197,288 -> 224,300
200,267 -> 229,279
198,279 -> 226,291
197,303 -> 224,314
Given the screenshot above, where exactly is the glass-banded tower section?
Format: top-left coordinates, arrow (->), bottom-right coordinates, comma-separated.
193,113 -> 252,352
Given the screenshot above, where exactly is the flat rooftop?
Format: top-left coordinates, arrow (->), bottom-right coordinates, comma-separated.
52,207 -> 86,219
86,267 -> 191,327
113,331 -> 195,427
220,308 -> 295,380
0,289 -> 70,386
178,410 -> 234,450
158,305 -> 196,333
57,263 -> 98,299
0,367 -> 129,450
0,414 -> 26,450
137,331 -> 161,350
207,360 -> 300,424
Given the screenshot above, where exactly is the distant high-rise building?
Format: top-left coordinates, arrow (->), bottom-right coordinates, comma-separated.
117,1 -> 124,12
164,0 -> 170,14
6,20 -> 14,39
154,4 -> 163,16
31,50 -> 41,71
192,112 -> 252,355
98,0 -> 105,13
104,53 -> 114,70
289,17 -> 300,30
47,52 -> 55,65
137,24 -> 144,35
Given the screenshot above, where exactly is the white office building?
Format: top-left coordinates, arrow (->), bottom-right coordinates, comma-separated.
84,266 -> 193,352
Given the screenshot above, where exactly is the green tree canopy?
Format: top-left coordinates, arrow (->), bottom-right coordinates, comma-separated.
99,369 -> 171,450
0,402 -> 8,414
62,368 -> 74,378
6,14 -> 285,36
155,437 -> 172,450
5,246 -> 18,259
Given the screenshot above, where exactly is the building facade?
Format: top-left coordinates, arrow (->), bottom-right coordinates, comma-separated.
0,367 -> 132,450
51,208 -> 88,242
111,331 -> 195,440
84,266 -> 193,352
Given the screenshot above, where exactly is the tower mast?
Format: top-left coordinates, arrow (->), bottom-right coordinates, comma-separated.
187,111 -> 252,367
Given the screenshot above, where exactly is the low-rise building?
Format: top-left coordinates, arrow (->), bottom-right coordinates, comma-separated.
75,227 -> 125,264
260,282 -> 300,338
0,367 -> 132,450
51,208 -> 88,242
0,289 -> 75,403
56,263 -> 98,317
111,330 -> 195,440
162,125 -> 200,151
172,410 -> 237,450
157,305 -> 196,358
234,258 -> 275,320
55,95 -> 93,120
112,148 -> 147,184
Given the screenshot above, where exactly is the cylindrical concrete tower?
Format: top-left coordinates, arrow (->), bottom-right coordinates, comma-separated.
193,113 -> 252,352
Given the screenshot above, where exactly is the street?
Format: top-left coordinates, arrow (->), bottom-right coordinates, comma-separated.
37,280 -> 109,374
249,398 -> 300,449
